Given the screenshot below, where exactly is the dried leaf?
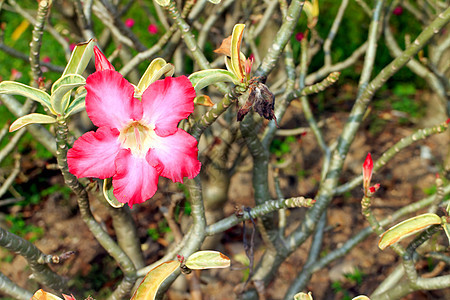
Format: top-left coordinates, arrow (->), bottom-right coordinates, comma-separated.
214,35 -> 232,57
194,95 -> 214,107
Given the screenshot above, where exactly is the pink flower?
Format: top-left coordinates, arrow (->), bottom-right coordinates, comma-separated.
67,47 -> 201,207
42,56 -> 51,63
393,6 -> 403,16
148,24 -> 158,35
295,32 -> 305,42
69,43 -> 76,51
125,18 -> 135,28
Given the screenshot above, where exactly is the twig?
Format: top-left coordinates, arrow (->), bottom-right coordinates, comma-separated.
7,0 -> 71,59
254,1 -> 305,78
0,227 -> 68,291
0,272 -> 33,300
0,128 -> 26,165
98,0 -> 147,52
357,0 -> 385,96
0,43 -> 64,73
206,196 -> 315,236
29,0 -> 51,84
54,119 -> 137,299
323,0 -> 349,67
305,41 -> 368,85
335,120 -> 449,194
354,0 -> 372,16
293,183 -> 450,293
283,213 -> 326,299
0,154 -> 20,198
0,94 -> 56,155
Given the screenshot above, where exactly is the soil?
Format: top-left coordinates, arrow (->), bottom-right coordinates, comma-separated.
1,91 -> 449,300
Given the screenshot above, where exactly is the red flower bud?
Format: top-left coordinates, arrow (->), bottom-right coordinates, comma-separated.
363,153 -> 373,189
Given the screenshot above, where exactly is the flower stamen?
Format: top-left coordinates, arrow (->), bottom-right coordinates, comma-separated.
119,121 -> 156,157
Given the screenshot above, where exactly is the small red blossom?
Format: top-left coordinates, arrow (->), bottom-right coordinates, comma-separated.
10,69 -> 22,80
295,32 -> 305,42
67,47 -> 201,207
446,118 -> 450,124
393,6 -> 403,16
148,24 -> 158,35
69,43 -> 76,51
125,18 -> 135,28
363,153 -> 373,189
42,56 -> 51,63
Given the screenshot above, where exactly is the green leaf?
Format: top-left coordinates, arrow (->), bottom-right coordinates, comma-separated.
0,81 -> 54,113
103,178 -> 125,208
378,213 -> 442,250
154,0 -> 170,7
51,74 -> 86,114
65,91 -> 86,117
62,39 -> 95,76
131,261 -> 180,300
185,250 -> 230,270
352,296 -> 370,300
230,24 -> 246,81
9,113 -> 56,132
189,69 -> 238,91
137,58 -> 174,94
207,0 -> 221,3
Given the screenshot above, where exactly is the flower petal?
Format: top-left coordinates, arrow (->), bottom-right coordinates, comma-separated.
85,70 -> 143,129
146,129 -> 201,183
141,76 -> 196,136
94,46 -> 115,71
113,149 -> 159,207
67,127 -> 121,179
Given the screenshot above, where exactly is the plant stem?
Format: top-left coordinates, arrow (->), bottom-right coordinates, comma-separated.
254,1 -> 305,78
335,120 -> 449,194
0,272 -> 33,300
54,119 -> 137,299
0,227 -> 67,291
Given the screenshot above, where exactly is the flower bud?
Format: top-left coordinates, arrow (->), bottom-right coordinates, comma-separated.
363,153 -> 373,189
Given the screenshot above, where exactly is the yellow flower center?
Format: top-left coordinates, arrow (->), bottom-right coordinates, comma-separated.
118,121 -> 157,157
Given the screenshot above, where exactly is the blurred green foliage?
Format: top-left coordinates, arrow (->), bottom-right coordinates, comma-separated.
147,219 -> 171,241
4,214 -> 44,242
270,136 -> 297,158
